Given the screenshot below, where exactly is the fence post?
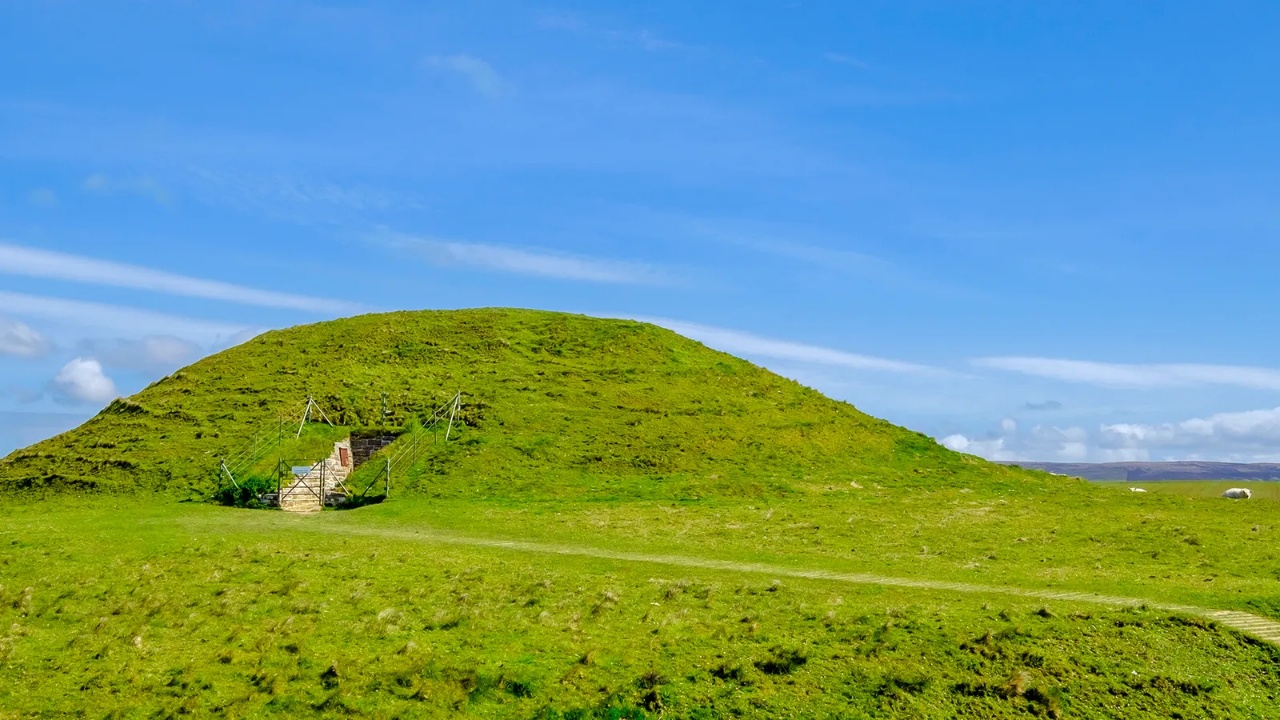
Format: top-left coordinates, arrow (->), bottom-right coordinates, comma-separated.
220,460 -> 239,490
297,397 -> 312,439
277,420 -> 284,493
385,457 -> 391,498
445,392 -> 460,441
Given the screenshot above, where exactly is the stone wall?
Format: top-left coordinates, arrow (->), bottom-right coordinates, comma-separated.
351,433 -> 400,467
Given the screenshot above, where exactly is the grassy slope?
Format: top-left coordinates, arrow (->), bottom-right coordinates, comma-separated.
0,308 -> 1021,499
3,308 -> 1280,715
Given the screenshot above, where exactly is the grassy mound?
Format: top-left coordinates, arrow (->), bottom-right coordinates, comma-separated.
0,308 -> 1033,499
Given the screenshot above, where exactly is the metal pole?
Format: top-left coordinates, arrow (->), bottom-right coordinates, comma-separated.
297,397 -> 312,439
278,419 -> 284,492
385,457 -> 391,498
444,392 -> 460,441
221,460 -> 240,490
313,399 -> 334,426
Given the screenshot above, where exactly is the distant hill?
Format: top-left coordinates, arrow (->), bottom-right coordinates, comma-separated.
0,308 -> 1049,498
1002,461 -> 1280,482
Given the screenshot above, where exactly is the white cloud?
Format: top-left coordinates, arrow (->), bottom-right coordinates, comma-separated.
422,54 -> 506,97
941,433 -> 1018,461
0,242 -> 362,314
0,291 -> 250,342
940,423 -> 1094,463
974,356 -> 1280,391
1099,407 -> 1280,460
83,173 -> 171,204
937,405 -> 1280,464
1029,424 -> 1089,460
385,235 -> 670,285
50,358 -> 117,405
0,318 -> 52,357
632,317 -> 944,375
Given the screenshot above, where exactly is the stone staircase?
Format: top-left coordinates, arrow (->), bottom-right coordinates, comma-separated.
279,439 -> 353,513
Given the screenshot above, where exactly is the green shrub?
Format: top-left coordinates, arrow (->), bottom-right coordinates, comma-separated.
213,474 -> 277,508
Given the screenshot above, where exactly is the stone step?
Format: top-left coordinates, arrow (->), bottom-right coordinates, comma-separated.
273,437 -> 356,512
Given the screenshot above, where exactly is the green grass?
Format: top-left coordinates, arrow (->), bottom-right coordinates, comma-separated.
3,499 -> 1279,719
4,309 -> 1280,715
323,485 -> 1280,618
1102,480 -> 1280,501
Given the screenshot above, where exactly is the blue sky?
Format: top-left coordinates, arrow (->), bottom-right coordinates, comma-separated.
4,1 -> 1280,463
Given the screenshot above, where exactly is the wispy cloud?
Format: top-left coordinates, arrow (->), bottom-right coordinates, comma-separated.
823,52 -> 868,69
27,188 -> 57,208
633,317 -> 944,375
0,242 -> 362,314
974,356 -> 1280,391
1023,400 -> 1063,412
80,335 -> 204,373
383,234 -> 671,285
668,217 -> 950,293
0,291 -> 251,342
538,12 -> 682,51
0,317 -> 52,358
83,173 -> 171,205
723,233 -> 894,276
184,167 -> 410,215
422,54 -> 506,97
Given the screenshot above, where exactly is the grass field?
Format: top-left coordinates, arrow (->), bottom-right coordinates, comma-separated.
4,499 -> 1280,719
1100,480 -> 1280,501
5,309 -> 1280,716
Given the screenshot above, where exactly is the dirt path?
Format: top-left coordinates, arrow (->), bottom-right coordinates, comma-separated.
303,522 -> 1280,646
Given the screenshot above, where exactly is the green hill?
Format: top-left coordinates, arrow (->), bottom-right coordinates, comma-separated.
0,308 -> 1026,499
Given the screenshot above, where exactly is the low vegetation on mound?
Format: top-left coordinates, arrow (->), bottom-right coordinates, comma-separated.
0,308 -> 1030,499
